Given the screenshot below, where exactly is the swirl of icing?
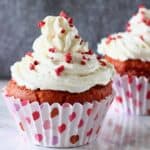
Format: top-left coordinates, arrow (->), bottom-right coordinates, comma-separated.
127,7 -> 150,35
11,13 -> 114,93
98,32 -> 150,61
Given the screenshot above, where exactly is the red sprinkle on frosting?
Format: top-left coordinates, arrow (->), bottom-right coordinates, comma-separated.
80,40 -> 84,45
38,21 -> 45,28
65,52 -> 72,63
29,64 -> 35,70
140,10 -> 145,15
55,65 -> 65,76
49,57 -> 54,60
81,49 -> 93,55
61,29 -> 66,34
87,49 -> 94,55
125,22 -> 131,32
33,60 -> 39,66
106,35 -> 114,44
80,60 -> 86,65
49,48 -> 56,53
68,17 -> 73,24
59,11 -> 69,19
82,55 -> 90,61
138,4 -> 145,9
29,60 -> 39,71
117,35 -> 122,39
140,35 -> 144,41
26,51 -> 33,57
142,18 -> 150,26
82,56 -> 87,60
126,28 -> 131,32
106,34 -> 122,44
97,55 -> 102,60
100,61 -> 107,66
69,24 -> 74,27
75,35 -> 80,39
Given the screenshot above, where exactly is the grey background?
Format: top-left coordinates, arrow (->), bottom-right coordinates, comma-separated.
0,0 -> 150,78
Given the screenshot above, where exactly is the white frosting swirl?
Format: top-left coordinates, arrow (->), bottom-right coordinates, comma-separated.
11,15 -> 114,93
33,16 -> 88,54
127,7 -> 150,35
98,32 -> 150,61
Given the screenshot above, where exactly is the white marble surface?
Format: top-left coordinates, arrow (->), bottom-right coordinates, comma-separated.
1,80 -> 150,150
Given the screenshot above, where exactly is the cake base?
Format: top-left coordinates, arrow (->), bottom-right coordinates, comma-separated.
5,80 -> 112,104
105,55 -> 150,79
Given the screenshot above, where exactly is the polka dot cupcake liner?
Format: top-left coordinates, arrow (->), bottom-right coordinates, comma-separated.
113,74 -> 150,115
3,94 -> 113,148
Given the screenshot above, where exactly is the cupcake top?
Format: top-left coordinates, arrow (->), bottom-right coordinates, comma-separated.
98,6 -> 150,62
126,6 -> 150,35
11,11 -> 114,93
98,32 -> 150,61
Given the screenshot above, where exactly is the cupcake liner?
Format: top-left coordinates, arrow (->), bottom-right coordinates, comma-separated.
113,74 -> 150,115
3,94 -> 113,148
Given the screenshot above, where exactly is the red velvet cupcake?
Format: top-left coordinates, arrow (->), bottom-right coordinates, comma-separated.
3,11 -> 114,148
98,7 -> 150,115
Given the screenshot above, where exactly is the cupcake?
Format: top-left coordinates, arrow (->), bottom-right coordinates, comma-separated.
3,11 -> 114,148
98,7 -> 150,115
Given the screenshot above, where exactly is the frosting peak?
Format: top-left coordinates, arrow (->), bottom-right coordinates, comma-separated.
33,15 -> 88,53
11,12 -> 114,93
127,7 -> 150,34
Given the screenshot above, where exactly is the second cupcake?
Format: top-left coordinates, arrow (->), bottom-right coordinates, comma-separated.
98,6 -> 150,115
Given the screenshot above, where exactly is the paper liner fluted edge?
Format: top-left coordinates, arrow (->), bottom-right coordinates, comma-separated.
113,74 -> 150,115
2,93 -> 113,148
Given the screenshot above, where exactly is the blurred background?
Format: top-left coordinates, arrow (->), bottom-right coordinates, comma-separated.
0,0 -> 150,79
